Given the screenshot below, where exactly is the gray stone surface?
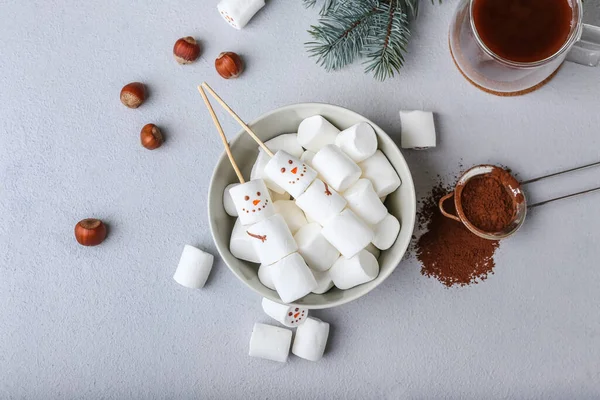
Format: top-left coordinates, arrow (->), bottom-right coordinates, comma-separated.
1,0 -> 599,398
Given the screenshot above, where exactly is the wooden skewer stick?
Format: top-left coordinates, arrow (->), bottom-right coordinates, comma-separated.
197,85 -> 245,184
201,82 -> 274,157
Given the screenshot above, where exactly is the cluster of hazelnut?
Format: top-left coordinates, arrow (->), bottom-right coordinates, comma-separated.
75,37 -> 245,247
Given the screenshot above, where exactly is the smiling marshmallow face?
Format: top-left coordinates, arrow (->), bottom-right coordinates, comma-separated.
229,179 -> 275,226
264,150 -> 317,198
285,306 -> 308,326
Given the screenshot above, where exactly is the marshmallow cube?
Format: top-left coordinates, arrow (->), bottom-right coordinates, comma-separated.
312,145 -> 362,192
258,263 -> 276,290
230,218 -> 260,263
173,245 -> 214,289
292,317 -> 330,362
321,209 -> 373,259
295,179 -> 346,226
248,214 -> 298,266
297,115 -> 340,153
265,133 -> 304,159
218,0 -> 265,30
223,183 -> 239,217
334,122 -> 378,162
261,298 -> 309,327
249,323 -> 292,363
271,253 -> 318,303
269,189 -> 291,202
251,150 -> 285,194
372,213 -> 401,250
264,150 -> 318,198
343,179 -> 388,225
274,200 -> 308,235
400,110 -> 436,149
229,179 -> 275,226
294,223 -> 339,272
312,270 -> 334,294
301,150 -> 316,169
330,250 -> 379,290
364,243 -> 381,259
359,150 -> 402,198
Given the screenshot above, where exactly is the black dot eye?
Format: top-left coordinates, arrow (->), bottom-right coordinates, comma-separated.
256,192 -> 261,196
281,168 -> 286,173
244,196 -> 249,201
288,160 -> 293,164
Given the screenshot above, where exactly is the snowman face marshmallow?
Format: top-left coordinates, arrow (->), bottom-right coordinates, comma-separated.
264,151 -> 318,198
229,179 -> 275,225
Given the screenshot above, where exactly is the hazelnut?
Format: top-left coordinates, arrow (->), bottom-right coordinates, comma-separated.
120,82 -> 146,109
215,52 -> 244,79
74,218 -> 107,246
140,124 -> 163,150
173,37 -> 201,64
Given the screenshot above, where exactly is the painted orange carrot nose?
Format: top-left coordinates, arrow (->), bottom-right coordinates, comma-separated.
253,199 -> 260,206
291,167 -> 298,174
294,313 -> 299,318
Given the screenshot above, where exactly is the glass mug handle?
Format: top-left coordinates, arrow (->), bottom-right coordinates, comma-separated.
567,23 -> 600,66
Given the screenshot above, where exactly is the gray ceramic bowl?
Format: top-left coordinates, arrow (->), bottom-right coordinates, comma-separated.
208,103 -> 416,309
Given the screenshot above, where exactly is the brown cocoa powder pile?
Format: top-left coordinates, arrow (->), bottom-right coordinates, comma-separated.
460,175 -> 515,232
416,184 -> 500,287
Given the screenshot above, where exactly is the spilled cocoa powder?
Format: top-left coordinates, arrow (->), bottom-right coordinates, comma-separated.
416,184 -> 500,287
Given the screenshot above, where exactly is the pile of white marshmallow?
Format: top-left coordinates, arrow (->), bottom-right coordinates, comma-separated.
224,115 -> 402,304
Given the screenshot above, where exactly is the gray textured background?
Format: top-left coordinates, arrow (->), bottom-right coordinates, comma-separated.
1,0 -> 600,398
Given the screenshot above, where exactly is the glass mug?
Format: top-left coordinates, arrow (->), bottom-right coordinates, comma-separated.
449,0 -> 600,95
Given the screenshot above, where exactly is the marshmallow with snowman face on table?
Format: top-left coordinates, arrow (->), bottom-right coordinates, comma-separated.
264,150 -> 318,198
217,0 -> 265,30
261,298 -> 308,328
229,179 -> 275,226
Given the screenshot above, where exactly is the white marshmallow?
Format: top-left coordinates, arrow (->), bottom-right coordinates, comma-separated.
249,323 -> 292,363
269,189 -> 291,202
321,209 -> 373,259
359,150 -> 402,198
230,218 -> 260,263
247,214 -> 298,266
264,150 -> 318,198
258,263 -> 276,290
399,110 -> 436,149
311,270 -> 334,294
343,179 -> 388,225
294,223 -> 339,272
265,133 -> 304,158
229,180 -> 275,226
292,317 -> 330,362
295,179 -> 346,226
251,150 -> 285,194
274,200 -> 308,235
364,243 -> 381,259
173,245 -> 214,289
261,298 -> 309,327
334,122 -> 378,162
297,115 -> 340,152
329,250 -> 379,290
300,150 -> 316,168
223,183 -> 239,217
217,0 -> 265,30
271,253 -> 318,303
380,195 -> 387,204
371,213 -> 400,250
312,145 -> 362,192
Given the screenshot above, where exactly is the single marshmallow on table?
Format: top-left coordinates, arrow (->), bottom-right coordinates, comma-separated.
258,263 -> 276,290
321,209 -> 373,259
223,183 -> 240,217
247,214 -> 298,266
217,0 -> 265,30
329,249 -> 379,290
271,252 -> 318,303
334,122 -> 378,163
359,150 -> 402,198
229,179 -> 275,226
294,223 -> 339,272
371,213 -> 400,251
251,150 -> 285,194
364,243 -> 381,259
274,200 -> 308,235
295,179 -> 346,226
173,245 -> 214,289
399,110 -> 436,150
249,323 -> 292,363
262,298 -> 308,327
269,189 -> 291,202
311,270 -> 334,294
292,317 -> 330,362
297,115 -> 340,153
343,179 -> 388,225
230,218 -> 260,263
301,150 -> 316,169
264,150 -> 318,198
312,145 -> 362,192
